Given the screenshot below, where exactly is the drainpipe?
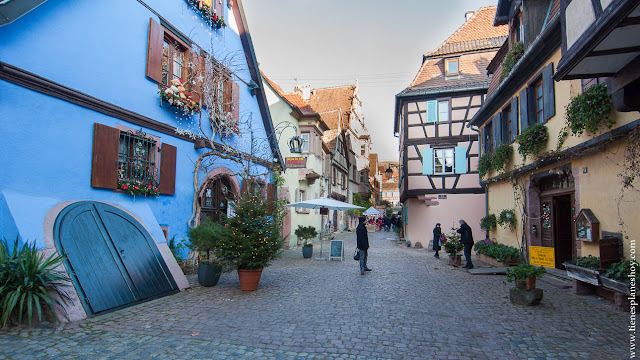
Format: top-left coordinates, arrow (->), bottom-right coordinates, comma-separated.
470,124 -> 489,240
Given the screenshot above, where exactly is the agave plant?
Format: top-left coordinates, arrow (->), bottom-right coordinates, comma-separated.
0,238 -> 71,328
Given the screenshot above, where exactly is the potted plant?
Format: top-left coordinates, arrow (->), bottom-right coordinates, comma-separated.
187,218 -> 229,287
443,228 -> 463,267
294,225 -> 318,259
506,263 -> 546,306
480,214 -> 497,233
506,263 -> 547,291
516,123 -> 549,161
497,209 -> 517,229
213,190 -> 284,291
564,255 -> 601,286
601,259 -> 639,295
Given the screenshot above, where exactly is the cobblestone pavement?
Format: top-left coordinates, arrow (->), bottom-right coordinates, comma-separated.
0,231 -> 632,359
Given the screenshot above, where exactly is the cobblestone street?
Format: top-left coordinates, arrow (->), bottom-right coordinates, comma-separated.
0,231 -> 631,359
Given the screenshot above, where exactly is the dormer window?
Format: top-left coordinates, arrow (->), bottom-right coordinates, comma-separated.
445,58 -> 459,77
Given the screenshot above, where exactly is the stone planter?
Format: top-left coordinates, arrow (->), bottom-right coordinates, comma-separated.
448,254 -> 462,267
476,253 -> 520,267
564,263 -> 601,286
601,276 -> 631,296
509,287 -> 543,306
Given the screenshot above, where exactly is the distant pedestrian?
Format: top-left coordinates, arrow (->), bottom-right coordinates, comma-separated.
433,223 -> 442,259
356,216 -> 372,275
457,220 -> 474,269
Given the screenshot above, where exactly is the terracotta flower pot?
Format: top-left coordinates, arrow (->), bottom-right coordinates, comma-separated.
516,276 -> 536,291
448,254 -> 462,267
238,268 -> 263,291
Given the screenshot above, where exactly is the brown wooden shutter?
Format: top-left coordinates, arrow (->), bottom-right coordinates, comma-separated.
146,18 -> 164,84
223,74 -> 232,115
231,80 -> 239,123
91,123 -> 119,189
543,63 -> 556,121
159,143 -> 177,195
241,178 -> 248,194
267,183 -> 276,214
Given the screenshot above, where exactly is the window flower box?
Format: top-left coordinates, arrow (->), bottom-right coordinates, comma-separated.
160,79 -> 201,115
187,0 -> 226,29
118,181 -> 159,196
564,262 -> 601,286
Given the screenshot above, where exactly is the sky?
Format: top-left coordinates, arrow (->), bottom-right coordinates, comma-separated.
242,0 -> 499,161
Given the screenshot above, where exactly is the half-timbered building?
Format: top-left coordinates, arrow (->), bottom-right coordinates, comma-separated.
394,6 -> 508,246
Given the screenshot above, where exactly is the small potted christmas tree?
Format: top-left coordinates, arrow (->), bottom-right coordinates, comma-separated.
294,225 -> 318,258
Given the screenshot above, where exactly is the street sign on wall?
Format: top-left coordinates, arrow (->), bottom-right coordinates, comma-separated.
285,157 -> 307,168
530,246 -> 555,267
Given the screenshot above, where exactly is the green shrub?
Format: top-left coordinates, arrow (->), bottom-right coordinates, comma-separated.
0,238 -> 71,328
480,214 -> 497,231
478,153 -> 493,178
571,255 -> 600,270
500,42 -> 524,82
516,123 -> 549,160
473,239 -> 521,263
188,218 -> 230,265
506,263 -> 546,285
294,225 -> 318,246
566,83 -> 614,136
497,209 -> 516,228
602,259 -> 640,283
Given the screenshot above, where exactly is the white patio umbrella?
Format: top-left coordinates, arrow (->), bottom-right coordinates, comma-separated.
363,206 -> 380,216
286,197 -> 365,211
286,197 -> 364,259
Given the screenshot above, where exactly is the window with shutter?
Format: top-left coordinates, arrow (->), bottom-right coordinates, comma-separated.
433,148 -> 454,174
534,80 -> 544,123
91,123 -> 175,195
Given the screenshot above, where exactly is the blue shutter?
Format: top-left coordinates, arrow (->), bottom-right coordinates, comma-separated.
543,63 -> 556,121
492,113 -> 501,150
422,148 -> 433,175
454,146 -> 467,174
426,100 -> 437,122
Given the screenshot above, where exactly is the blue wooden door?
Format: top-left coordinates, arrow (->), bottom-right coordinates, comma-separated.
55,202 -> 177,315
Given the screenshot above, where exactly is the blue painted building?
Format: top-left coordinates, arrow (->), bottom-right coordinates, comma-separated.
0,0 -> 281,320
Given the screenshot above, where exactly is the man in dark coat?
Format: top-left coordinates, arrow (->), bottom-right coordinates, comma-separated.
433,223 -> 442,259
356,216 -> 372,275
457,219 -> 474,269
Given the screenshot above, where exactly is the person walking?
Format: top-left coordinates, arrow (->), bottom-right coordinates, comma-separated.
356,216 -> 372,275
457,219 -> 474,269
433,223 -> 442,259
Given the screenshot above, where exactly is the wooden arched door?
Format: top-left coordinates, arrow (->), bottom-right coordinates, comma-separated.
200,176 -> 235,223
54,202 -> 178,315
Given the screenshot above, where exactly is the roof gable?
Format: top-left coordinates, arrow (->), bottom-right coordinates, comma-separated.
307,85 -> 356,130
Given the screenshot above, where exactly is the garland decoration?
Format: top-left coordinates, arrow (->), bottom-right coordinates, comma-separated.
187,0 -> 226,29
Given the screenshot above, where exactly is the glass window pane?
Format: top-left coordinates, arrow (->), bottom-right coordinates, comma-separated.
536,84 -> 543,97
438,101 -> 449,122
448,60 -> 458,74
301,133 -> 309,152
173,50 -> 183,81
162,41 -> 170,86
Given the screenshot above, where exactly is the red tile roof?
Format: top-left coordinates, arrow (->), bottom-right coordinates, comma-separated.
262,71 -> 318,116
399,6 -> 507,96
322,129 -> 339,151
307,85 -> 356,130
425,6 -> 508,59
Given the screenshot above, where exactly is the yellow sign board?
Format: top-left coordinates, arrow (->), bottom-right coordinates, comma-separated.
530,246 -> 555,267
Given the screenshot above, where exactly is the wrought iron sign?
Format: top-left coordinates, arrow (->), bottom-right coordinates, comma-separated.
289,136 -> 302,154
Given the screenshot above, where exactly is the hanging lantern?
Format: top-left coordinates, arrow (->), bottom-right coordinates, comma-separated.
289,136 -> 302,154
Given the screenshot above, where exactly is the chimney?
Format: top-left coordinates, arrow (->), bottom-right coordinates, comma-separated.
294,84 -> 311,101
465,11 -> 474,22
